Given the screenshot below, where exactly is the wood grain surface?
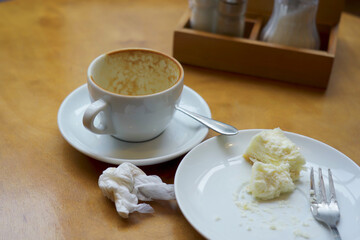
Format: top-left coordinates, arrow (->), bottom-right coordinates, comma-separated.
0,0 -> 359,239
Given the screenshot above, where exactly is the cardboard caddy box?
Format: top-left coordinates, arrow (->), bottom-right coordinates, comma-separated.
173,0 -> 344,88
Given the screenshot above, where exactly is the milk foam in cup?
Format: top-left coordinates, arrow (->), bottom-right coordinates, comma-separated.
83,48 -> 184,142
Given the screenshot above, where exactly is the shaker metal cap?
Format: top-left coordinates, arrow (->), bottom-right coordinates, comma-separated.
218,0 -> 247,16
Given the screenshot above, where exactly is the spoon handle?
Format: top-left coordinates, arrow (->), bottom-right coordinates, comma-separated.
175,106 -> 238,136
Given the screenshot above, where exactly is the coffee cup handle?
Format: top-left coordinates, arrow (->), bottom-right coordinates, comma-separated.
83,99 -> 114,134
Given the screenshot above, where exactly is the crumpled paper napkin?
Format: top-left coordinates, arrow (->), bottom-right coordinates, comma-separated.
98,162 -> 175,218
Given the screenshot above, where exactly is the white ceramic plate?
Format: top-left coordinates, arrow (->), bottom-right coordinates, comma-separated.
175,129 -> 360,240
57,84 -> 210,166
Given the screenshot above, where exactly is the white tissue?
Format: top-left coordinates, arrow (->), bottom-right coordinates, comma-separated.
98,162 -> 175,218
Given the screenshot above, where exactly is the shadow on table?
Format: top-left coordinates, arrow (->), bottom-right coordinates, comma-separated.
344,0 -> 360,16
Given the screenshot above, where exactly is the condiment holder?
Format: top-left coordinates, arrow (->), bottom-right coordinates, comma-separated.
173,0 -> 344,88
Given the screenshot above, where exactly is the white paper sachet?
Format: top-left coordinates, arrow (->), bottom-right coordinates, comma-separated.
98,162 -> 175,218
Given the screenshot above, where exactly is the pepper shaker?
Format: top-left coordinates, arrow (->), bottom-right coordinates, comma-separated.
215,0 -> 248,37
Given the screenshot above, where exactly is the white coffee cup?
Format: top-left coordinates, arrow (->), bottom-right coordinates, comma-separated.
83,48 -> 184,142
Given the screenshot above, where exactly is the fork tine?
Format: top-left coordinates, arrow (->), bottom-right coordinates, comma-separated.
310,167 -> 317,204
318,168 -> 327,203
309,168 -> 342,239
328,169 -> 338,204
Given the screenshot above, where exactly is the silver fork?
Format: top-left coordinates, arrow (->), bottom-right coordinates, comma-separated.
310,167 -> 342,240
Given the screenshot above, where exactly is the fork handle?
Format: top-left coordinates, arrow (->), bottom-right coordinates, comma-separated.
329,225 -> 342,240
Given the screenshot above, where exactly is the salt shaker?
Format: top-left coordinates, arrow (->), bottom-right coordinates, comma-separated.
260,0 -> 320,50
215,0 -> 248,37
189,0 -> 218,33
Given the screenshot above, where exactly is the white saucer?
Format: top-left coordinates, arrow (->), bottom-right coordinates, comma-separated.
175,129 -> 360,240
57,84 -> 210,166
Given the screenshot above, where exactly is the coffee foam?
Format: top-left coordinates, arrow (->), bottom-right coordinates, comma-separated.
92,50 -> 181,96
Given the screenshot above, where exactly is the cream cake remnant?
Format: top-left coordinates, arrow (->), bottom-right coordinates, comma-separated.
243,128 -> 306,181
248,162 -> 295,200
243,128 -> 306,200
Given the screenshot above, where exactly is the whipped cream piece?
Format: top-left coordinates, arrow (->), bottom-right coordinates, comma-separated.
248,162 -> 295,200
244,128 -> 306,181
98,162 -> 175,218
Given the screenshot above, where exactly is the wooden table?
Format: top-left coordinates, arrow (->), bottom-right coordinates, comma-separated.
0,0 -> 359,239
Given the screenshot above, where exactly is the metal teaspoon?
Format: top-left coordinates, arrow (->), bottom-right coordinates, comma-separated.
175,105 -> 238,136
